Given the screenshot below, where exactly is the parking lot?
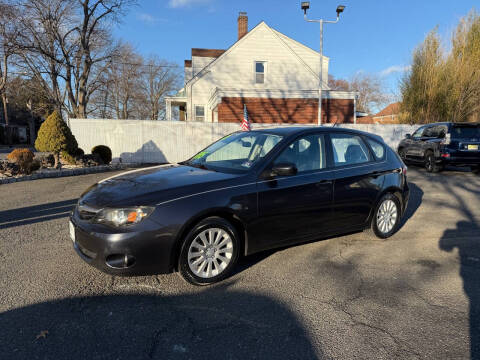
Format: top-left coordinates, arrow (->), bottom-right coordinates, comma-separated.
0,167 -> 479,359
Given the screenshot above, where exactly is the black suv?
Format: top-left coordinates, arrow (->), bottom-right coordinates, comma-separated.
397,122 -> 480,173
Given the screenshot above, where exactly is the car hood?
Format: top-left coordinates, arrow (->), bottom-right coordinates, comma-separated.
79,164 -> 245,208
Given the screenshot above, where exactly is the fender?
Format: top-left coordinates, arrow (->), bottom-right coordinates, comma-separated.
170,207 -> 249,271
365,185 -> 405,228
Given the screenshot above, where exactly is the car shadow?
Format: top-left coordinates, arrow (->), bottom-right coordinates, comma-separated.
397,182 -> 424,230
439,220 -> 480,360
0,290 -> 322,360
0,199 -> 78,229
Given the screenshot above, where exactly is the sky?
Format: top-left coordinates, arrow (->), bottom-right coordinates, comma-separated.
114,0 -> 479,96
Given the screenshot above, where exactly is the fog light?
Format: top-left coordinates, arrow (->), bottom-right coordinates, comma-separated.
106,254 -> 136,269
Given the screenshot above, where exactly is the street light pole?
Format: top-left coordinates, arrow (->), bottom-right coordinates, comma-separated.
302,3 -> 345,125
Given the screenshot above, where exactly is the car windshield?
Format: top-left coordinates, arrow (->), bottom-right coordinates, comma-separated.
183,132 -> 283,173
451,125 -> 480,139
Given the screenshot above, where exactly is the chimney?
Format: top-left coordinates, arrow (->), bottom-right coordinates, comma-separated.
238,12 -> 248,40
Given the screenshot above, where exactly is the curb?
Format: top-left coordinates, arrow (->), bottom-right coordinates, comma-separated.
0,163 -> 143,185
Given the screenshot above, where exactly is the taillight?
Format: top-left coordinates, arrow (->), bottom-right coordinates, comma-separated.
402,166 -> 407,176
441,133 -> 451,145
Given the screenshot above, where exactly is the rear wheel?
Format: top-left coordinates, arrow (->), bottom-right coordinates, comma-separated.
178,217 -> 239,285
370,193 -> 401,239
425,151 -> 442,173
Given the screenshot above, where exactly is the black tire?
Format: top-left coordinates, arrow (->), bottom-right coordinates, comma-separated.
178,216 -> 240,285
472,166 -> 480,175
369,193 -> 402,239
425,151 -> 442,173
398,147 -> 408,163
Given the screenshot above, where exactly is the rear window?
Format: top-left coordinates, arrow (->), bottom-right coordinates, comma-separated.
451,125 -> 480,139
366,138 -> 385,161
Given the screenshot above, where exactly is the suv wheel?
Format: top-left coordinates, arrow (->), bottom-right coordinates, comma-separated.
178,217 -> 239,285
425,152 -> 442,173
398,148 -> 407,163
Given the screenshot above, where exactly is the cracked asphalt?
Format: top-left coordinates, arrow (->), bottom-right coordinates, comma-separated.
0,167 -> 479,359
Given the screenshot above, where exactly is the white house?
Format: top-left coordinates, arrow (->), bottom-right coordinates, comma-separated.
165,12 -> 357,125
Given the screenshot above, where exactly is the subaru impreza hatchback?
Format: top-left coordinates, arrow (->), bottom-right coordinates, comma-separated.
70,127 -> 409,285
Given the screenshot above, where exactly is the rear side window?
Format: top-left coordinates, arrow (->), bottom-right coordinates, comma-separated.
366,138 -> 385,161
451,125 -> 480,139
330,133 -> 372,166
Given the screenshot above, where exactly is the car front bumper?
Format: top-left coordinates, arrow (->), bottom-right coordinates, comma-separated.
70,214 -> 177,276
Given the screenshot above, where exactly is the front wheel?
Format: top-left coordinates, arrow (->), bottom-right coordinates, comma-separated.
370,193 -> 401,239
178,217 -> 239,285
398,148 -> 408,163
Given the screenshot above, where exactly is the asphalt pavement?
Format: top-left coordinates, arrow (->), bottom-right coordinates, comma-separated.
0,167 -> 479,359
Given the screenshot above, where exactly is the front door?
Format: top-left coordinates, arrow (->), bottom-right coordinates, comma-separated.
407,125 -> 430,159
249,133 -> 334,253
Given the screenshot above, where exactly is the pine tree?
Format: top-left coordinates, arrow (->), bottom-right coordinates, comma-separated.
35,111 -> 78,168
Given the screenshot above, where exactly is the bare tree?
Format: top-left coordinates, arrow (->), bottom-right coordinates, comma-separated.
15,0 -> 72,114
349,72 -> 389,113
67,0 -> 135,118
0,1 -> 19,124
16,0 -> 135,118
140,56 -> 179,120
328,75 -> 349,91
102,44 -> 143,119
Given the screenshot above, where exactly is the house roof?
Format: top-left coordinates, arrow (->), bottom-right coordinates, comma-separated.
184,21 -> 324,88
375,102 -> 400,117
357,102 -> 402,124
191,48 -> 226,58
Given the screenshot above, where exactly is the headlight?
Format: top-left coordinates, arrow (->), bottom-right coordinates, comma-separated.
94,207 -> 154,227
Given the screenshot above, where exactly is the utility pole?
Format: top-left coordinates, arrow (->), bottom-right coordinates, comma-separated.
302,2 -> 345,125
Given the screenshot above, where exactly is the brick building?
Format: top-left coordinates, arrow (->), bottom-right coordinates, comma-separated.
357,102 -> 401,124
165,12 -> 358,125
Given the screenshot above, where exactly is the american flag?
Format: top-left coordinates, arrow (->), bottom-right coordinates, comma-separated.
241,104 -> 251,131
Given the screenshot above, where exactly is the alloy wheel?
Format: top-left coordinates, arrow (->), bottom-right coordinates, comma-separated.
425,154 -> 434,172
376,199 -> 398,234
187,228 -> 233,278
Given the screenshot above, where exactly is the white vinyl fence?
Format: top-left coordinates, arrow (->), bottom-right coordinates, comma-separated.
68,119 -> 419,164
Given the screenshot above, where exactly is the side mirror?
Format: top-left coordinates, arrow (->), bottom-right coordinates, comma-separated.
271,163 -> 297,177
405,134 -> 411,139
241,140 -> 252,148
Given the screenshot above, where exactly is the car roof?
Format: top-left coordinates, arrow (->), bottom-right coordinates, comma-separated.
251,126 -> 384,142
422,122 -> 480,126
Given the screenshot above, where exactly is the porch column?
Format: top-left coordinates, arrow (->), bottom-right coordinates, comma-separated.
353,95 -> 357,124
166,99 -> 172,121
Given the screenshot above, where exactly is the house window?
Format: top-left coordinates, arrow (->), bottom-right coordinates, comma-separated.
255,61 -> 266,84
195,105 -> 205,122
